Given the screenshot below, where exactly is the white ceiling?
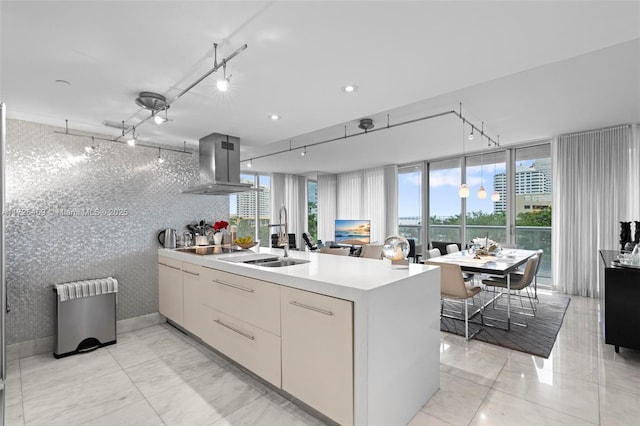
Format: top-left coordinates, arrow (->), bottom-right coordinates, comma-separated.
1,1 -> 639,175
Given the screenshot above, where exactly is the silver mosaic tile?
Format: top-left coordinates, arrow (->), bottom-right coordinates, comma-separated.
4,119 -> 229,344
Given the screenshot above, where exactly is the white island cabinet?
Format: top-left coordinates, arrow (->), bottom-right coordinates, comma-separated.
158,247 -> 441,426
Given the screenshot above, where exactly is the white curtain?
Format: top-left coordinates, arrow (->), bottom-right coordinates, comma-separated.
362,168 -> 385,243
337,171 -> 362,219
317,174 -> 337,242
384,165 -> 398,239
270,173 -> 306,249
552,125 -> 637,297
318,166 -> 396,244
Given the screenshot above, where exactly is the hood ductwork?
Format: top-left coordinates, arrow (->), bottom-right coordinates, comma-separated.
182,133 -> 255,195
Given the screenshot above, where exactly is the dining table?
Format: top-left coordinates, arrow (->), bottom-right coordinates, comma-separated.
425,248 -> 539,330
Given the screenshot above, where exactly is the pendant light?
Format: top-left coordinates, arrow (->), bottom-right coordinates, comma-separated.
157,147 -> 165,164
459,104 -> 469,198
477,122 -> 487,199
491,136 -> 501,202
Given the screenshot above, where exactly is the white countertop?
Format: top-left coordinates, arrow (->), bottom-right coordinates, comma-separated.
158,246 -> 436,301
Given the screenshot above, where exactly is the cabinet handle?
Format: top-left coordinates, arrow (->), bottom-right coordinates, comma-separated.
213,319 -> 255,341
214,279 -> 254,293
183,270 -> 200,276
159,263 -> 181,271
290,301 -> 334,316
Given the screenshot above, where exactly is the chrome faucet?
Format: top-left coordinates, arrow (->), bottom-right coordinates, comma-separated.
278,205 -> 289,258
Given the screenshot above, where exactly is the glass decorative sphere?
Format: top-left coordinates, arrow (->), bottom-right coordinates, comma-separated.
382,235 -> 410,261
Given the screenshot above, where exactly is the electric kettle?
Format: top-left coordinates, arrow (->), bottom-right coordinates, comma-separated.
157,228 -> 177,249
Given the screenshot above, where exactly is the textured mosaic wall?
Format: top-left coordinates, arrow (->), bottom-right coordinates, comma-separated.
4,119 -> 229,344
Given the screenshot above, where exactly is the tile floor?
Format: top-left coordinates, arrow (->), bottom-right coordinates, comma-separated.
5,293 -> 640,425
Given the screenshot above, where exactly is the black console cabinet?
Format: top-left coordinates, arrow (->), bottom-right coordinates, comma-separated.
599,250 -> 640,353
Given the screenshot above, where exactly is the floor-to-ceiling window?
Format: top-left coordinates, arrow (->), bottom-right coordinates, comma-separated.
229,174 -> 271,247
428,158 -> 462,243
514,144 -> 552,281
307,180 -> 318,240
464,150 -> 507,244
398,165 -> 423,248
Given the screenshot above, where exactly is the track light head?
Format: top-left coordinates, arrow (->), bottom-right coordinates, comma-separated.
128,127 -> 136,146
217,78 -> 229,92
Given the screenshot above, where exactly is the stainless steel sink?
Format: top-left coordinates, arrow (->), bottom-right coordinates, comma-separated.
255,259 -> 310,267
222,254 -> 310,267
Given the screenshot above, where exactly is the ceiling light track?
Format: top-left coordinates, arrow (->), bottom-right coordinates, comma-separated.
242,105 -> 500,165
55,119 -> 193,155
119,42 -> 248,139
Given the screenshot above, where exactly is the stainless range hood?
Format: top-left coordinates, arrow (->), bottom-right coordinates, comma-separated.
182,133 -> 255,195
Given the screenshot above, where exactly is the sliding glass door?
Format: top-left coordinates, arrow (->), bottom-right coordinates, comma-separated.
514,144 -> 552,281
464,151 -> 507,245
428,158 -> 462,244
229,174 -> 271,247
398,165 -> 423,247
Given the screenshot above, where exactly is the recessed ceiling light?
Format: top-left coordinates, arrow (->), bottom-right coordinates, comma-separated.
342,84 -> 358,93
269,114 -> 281,121
55,79 -> 71,86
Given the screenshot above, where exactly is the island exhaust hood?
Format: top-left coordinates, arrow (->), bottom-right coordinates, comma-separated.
182,133 -> 255,195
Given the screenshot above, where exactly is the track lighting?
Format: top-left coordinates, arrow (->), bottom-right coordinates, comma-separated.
214,44 -> 231,92
128,126 -> 136,146
217,63 -> 230,92
157,147 -> 165,164
84,136 -> 96,153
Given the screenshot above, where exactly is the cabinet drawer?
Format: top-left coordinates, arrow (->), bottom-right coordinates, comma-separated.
158,261 -> 183,325
158,256 -> 181,270
281,286 -> 354,425
201,305 -> 281,387
182,264 -> 205,337
201,268 -> 280,335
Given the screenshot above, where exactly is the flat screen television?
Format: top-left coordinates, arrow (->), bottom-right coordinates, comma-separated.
335,219 -> 371,244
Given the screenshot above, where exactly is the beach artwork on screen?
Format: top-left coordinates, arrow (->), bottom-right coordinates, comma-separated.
335,219 -> 371,244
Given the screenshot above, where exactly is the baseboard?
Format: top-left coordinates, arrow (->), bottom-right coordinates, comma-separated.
6,312 -> 165,361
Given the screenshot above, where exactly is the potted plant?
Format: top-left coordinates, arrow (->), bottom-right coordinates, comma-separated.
212,220 -> 229,245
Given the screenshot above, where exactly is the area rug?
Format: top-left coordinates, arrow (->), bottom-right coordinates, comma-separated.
440,292 -> 571,358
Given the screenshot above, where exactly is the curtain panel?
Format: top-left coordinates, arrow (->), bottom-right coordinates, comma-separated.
270,173 -> 306,249
317,174 -> 337,243
552,124 -> 637,297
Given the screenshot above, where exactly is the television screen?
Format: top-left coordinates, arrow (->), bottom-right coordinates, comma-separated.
335,219 -> 371,244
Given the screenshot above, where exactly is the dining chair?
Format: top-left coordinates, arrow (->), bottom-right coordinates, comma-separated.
481,254 -> 539,318
407,238 -> 417,263
318,247 -> 351,256
425,248 -> 441,259
446,243 -> 460,254
487,249 -> 543,300
302,232 -> 318,251
427,260 -> 484,340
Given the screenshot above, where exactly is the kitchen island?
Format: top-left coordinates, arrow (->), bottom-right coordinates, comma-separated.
158,246 -> 440,425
